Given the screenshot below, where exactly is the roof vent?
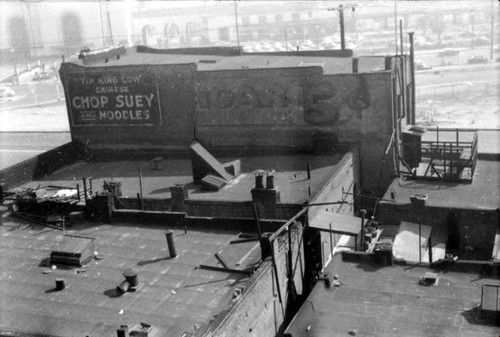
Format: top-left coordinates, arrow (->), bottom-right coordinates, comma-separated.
50,235 -> 95,267
117,268 -> 141,294
199,59 -> 217,63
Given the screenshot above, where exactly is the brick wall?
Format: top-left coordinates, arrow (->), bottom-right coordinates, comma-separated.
200,224 -> 305,337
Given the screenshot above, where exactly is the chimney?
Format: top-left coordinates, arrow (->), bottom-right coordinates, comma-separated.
170,184 -> 188,212
251,171 -> 281,218
254,170 -> 265,189
352,57 -> 359,73
266,171 -> 275,189
385,56 -> 392,70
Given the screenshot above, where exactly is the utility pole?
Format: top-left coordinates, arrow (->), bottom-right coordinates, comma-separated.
106,0 -> 114,46
394,0 -> 398,55
328,3 -> 357,50
339,4 -> 345,50
490,0 -> 495,60
233,0 -> 240,47
25,2 -> 37,59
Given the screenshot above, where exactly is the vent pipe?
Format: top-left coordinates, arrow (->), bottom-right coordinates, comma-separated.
117,325 -> 129,337
352,57 -> 359,73
166,230 -> 178,258
117,268 -> 139,294
123,268 -> 139,287
55,278 -> 66,291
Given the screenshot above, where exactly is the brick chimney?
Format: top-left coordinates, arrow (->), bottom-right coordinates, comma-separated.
171,184 -> 188,212
251,170 -> 280,218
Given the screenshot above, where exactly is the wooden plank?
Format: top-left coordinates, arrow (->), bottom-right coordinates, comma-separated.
309,211 -> 361,236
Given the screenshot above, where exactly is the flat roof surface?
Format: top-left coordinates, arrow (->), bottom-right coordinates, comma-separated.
68,47 -> 387,75
0,214 -> 260,336
12,153 -> 348,204
382,160 -> 500,209
285,255 -> 500,337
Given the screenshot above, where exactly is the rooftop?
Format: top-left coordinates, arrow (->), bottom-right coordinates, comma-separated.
285,255 -> 500,337
383,159 -> 500,210
68,47 -> 388,75
12,153 -> 348,204
0,214 -> 261,336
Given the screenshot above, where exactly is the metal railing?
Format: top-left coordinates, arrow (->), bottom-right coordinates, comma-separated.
419,129 -> 478,181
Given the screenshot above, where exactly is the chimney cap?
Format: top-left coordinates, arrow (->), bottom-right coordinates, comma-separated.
254,169 -> 266,176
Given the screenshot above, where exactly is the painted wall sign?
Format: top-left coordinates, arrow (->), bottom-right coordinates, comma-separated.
66,68 -> 162,126
195,70 -> 372,128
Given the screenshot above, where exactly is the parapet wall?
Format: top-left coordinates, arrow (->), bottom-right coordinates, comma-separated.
0,141 -> 83,190
377,202 -> 499,260
200,223 -> 305,337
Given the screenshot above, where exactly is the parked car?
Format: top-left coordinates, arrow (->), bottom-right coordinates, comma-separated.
438,49 -> 460,57
0,87 -> 15,101
459,30 -> 477,38
472,36 -> 490,46
467,55 -> 488,64
32,71 -> 53,81
415,60 -> 432,70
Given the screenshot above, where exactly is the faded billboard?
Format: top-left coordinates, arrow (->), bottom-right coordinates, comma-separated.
65,67 -> 162,126
195,68 -> 376,130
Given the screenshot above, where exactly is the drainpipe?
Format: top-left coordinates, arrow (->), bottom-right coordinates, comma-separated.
409,32 -> 416,125
360,209 -> 367,252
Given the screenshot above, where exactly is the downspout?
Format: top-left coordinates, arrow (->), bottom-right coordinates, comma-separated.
409,32 -> 416,125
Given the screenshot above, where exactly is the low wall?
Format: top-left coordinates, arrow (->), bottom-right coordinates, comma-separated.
377,202 -> 499,260
112,209 -> 286,234
0,141 -> 83,190
185,200 -> 302,221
